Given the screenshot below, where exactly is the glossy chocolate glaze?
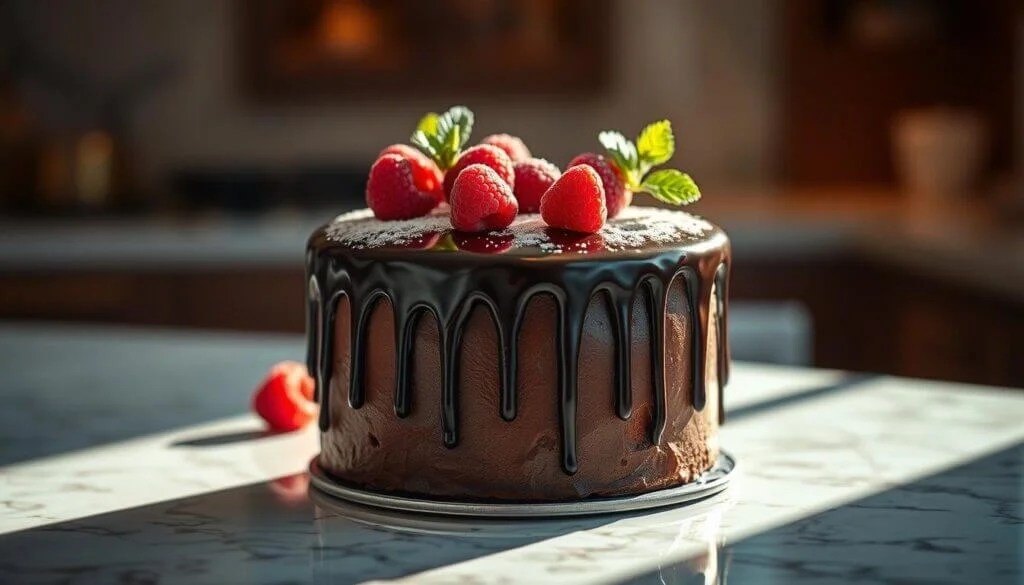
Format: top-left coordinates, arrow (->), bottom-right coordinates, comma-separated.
306,207 -> 730,481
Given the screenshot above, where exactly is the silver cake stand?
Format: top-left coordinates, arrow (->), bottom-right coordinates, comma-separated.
308,450 -> 736,518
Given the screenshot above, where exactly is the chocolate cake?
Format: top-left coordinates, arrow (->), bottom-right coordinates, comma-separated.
306,206 -> 730,501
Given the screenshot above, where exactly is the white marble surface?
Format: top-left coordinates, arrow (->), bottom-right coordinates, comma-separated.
0,325 -> 1023,584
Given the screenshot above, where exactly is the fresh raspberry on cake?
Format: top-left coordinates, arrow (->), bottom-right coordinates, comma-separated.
450,164 -> 519,232
568,153 -> 632,219
480,133 -> 531,162
378,144 -> 444,197
540,164 -> 607,234
366,154 -> 444,220
252,361 -> 317,432
379,143 -> 430,165
513,158 -> 561,213
443,144 -> 515,200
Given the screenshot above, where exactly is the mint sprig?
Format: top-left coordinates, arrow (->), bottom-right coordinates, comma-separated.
640,169 -> 700,205
598,131 -> 639,186
597,120 -> 700,206
411,106 -> 474,170
636,120 -> 675,171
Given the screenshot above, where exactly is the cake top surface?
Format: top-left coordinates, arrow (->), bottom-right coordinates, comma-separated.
317,205 -> 720,257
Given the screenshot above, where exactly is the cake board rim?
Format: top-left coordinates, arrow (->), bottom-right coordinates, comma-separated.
308,450 -> 737,518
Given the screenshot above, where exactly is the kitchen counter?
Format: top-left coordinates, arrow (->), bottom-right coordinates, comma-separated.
1,323 -> 1022,584
2,190 -> 1022,303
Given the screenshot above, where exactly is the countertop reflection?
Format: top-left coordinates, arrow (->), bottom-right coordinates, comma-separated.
1,324 -> 1023,584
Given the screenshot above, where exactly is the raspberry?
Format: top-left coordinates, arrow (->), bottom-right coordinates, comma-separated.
449,164 -> 519,232
379,143 -> 427,163
252,361 -> 317,432
540,164 -> 607,234
379,143 -> 444,197
568,153 -> 632,218
443,144 -> 514,200
480,133 -> 531,162
513,158 -> 561,213
366,154 -> 444,220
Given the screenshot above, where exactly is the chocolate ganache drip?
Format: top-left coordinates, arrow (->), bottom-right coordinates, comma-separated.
306,208 -> 730,476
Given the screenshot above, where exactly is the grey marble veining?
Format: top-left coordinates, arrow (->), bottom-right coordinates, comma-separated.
717,391 -> 1024,585
1,325 -> 1023,584
4,446 -> 1020,585
636,443 -> 1024,585
0,474 -> 732,585
0,324 -> 304,466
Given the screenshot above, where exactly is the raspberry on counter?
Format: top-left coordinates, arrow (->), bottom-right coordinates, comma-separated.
252,361 -> 317,432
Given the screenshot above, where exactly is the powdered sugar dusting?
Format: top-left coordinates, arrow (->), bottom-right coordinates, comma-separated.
324,206 -> 713,253
499,214 -> 548,248
325,207 -> 453,249
599,206 -> 712,251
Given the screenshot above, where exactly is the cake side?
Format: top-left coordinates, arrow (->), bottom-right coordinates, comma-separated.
307,206 -> 730,501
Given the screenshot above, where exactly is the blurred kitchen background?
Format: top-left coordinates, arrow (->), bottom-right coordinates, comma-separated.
0,0 -> 1021,388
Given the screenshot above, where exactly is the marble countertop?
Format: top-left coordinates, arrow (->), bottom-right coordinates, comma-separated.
0,323 -> 1022,584
2,191 -> 1023,303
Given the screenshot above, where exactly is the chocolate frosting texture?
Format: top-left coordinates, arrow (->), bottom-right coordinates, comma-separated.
306,206 -> 730,498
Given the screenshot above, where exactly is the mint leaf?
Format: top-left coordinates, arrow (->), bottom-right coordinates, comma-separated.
450,106 -> 474,148
598,131 -> 639,171
414,105 -> 475,170
409,106 -> 475,170
417,112 -> 440,135
640,169 -> 701,205
411,112 -> 443,159
636,120 -> 674,169
410,130 -> 438,159
438,106 -> 474,150
598,130 -> 641,187
440,125 -> 461,169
